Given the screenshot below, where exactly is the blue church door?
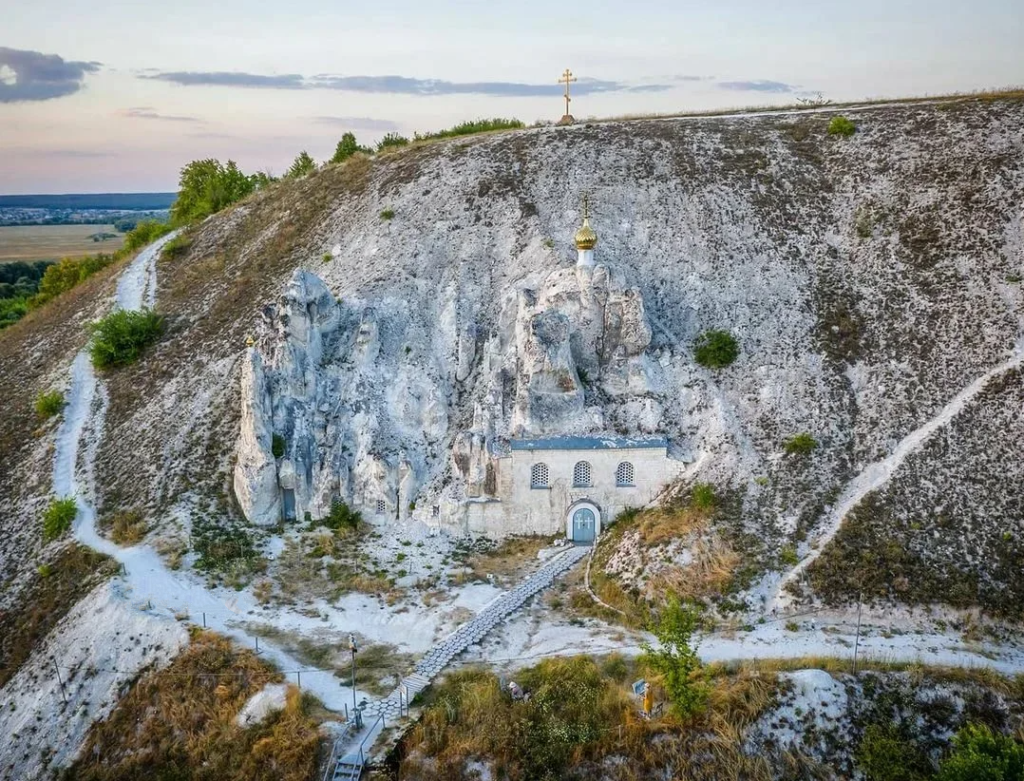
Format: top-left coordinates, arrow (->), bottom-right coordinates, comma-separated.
572,508 -> 596,543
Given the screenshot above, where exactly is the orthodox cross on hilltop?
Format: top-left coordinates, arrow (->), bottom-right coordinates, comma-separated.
558,68 -> 577,125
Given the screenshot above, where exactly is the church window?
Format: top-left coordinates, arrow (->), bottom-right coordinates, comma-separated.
573,461 -> 592,488
375,499 -> 386,514
531,463 -> 549,489
616,461 -> 635,487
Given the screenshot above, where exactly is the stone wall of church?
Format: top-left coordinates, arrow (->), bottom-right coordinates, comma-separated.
457,447 -> 684,538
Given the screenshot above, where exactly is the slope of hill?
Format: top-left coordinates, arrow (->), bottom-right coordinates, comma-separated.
0,94 -> 1022,779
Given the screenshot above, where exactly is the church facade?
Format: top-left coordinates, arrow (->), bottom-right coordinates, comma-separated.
442,202 -> 685,540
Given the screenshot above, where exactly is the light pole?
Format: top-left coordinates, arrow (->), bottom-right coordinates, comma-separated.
349,634 -> 360,727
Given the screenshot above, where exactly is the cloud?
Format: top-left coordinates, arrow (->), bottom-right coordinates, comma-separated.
0,47 -> 100,103
310,116 -> 400,131
138,70 -> 673,97
308,74 -> 671,97
121,106 -> 202,122
717,80 -> 795,93
141,71 -> 305,89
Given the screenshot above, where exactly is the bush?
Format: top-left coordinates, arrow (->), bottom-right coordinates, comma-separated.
109,510 -> 147,545
271,433 -> 286,459
43,497 -> 77,542
285,150 -> 316,179
320,500 -> 363,533
35,389 -> 65,419
122,220 -> 172,254
413,117 -> 524,142
784,432 -> 819,456
160,232 -> 192,260
640,597 -> 708,719
693,329 -> 739,368
30,253 -> 115,309
828,115 -> 857,137
938,723 -> 1024,781
857,723 -> 932,781
376,132 -> 409,153
170,159 -> 257,225
88,308 -> 164,369
380,208 -> 395,221
330,132 -> 372,164
690,482 -> 718,512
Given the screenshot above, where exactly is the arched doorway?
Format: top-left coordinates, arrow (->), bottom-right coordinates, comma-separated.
565,501 -> 601,543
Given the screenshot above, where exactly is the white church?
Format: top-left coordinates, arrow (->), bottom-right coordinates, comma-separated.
444,203 -> 685,541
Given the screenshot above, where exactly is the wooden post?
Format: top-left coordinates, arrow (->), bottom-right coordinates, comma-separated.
54,660 -> 67,704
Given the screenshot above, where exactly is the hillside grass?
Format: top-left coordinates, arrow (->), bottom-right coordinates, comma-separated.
64,630 -> 322,781
0,544 -> 116,688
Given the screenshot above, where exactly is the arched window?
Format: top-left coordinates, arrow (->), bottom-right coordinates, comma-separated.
616,461 -> 635,487
573,461 -> 592,488
531,463 -> 549,489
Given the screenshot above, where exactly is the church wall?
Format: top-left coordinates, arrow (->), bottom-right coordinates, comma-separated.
462,446 -> 683,538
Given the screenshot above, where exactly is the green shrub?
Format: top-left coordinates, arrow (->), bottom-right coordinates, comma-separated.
88,308 -> 164,369
322,252 -> 332,263
690,482 -> 718,512
857,723 -> 933,781
37,564 -> 52,578
43,497 -> 77,542
380,208 -> 395,221
271,433 -> 286,459
937,723 -> 1024,781
330,132 -> 372,164
285,151 -> 316,179
160,233 -> 191,260
30,253 -> 116,309
35,389 -> 65,419
376,132 -> 409,153
784,432 -> 819,456
640,597 -> 708,719
779,544 -> 799,566
320,500 -> 363,532
693,329 -> 739,368
413,117 -> 524,142
170,159 -> 257,225
122,220 -> 172,254
828,115 -> 857,137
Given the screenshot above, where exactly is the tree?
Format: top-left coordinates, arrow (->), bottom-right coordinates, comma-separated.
938,723 -> 1024,781
286,151 -> 317,179
640,597 -> 708,718
169,159 -> 256,225
330,132 -> 371,164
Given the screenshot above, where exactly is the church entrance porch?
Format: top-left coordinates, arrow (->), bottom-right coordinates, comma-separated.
565,501 -> 601,543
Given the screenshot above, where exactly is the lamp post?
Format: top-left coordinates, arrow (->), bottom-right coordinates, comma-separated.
349,634 -> 360,727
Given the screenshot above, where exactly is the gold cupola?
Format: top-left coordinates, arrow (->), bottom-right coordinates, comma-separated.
574,194 -> 597,251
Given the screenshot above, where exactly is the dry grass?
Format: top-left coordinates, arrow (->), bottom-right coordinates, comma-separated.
465,535 -> 555,586
0,544 -> 116,688
0,224 -> 124,262
399,655 -> 810,781
66,630 -> 322,781
649,534 -> 741,601
104,509 -> 147,545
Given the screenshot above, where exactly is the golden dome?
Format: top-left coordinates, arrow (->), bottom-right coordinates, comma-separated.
574,194 -> 597,250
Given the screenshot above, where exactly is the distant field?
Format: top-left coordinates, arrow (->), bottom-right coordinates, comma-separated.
0,192 -> 176,210
0,224 -> 124,262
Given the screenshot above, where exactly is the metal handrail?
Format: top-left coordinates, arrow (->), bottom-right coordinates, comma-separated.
356,712 -> 386,765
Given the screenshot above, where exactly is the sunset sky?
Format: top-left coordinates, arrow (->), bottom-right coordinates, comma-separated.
2,0 -> 1022,194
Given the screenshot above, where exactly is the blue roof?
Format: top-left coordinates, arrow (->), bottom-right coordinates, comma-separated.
510,435 -> 668,451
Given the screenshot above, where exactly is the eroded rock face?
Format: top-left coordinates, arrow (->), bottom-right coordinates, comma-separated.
238,256 -> 665,524
234,270 -> 451,524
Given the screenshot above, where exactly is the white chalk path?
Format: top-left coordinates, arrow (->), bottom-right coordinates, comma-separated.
772,340 -> 1024,612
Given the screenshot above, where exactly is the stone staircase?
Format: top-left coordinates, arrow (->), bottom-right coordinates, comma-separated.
326,543 -> 591,779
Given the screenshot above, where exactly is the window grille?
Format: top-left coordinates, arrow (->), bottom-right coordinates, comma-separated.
375,499 -> 386,514
432,505 -> 440,518
573,461 -> 592,488
531,463 -> 549,489
616,461 -> 635,487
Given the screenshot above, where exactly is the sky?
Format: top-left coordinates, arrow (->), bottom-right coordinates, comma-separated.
0,0 -> 1021,194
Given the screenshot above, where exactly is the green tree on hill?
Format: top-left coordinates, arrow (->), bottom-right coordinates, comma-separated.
286,151 -> 317,179
170,159 -> 257,225
330,132 -> 372,164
